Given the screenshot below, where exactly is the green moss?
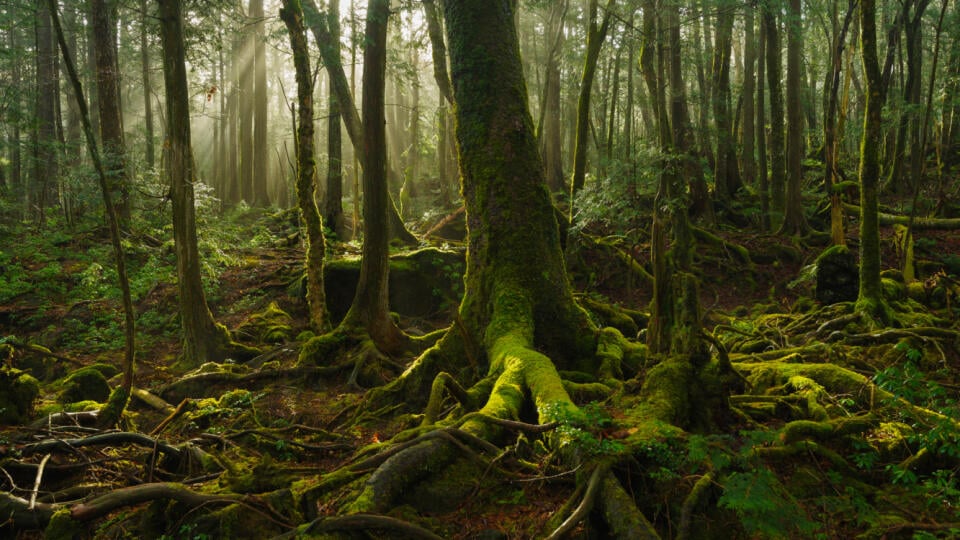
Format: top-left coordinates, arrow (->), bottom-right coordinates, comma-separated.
0,367 -> 40,424
59,367 -> 111,403
97,386 -> 131,427
237,301 -> 294,344
222,455 -> 293,493
45,508 -> 80,540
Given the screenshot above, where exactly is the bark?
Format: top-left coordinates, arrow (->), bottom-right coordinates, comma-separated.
158,0 -> 255,367
757,11 -> 769,230
91,0 -> 130,231
824,1 -> 857,246
252,0 -> 270,206
540,0 -> 567,194
764,7 -> 785,228
712,7 -> 742,201
741,5 -> 756,192
336,0 -> 405,352
141,0 -> 154,169
34,0 -> 59,225
569,0 -> 614,221
324,0 -> 347,240
281,0 -> 328,332
857,0 -> 888,320
239,10 -> 254,204
778,0 -> 809,235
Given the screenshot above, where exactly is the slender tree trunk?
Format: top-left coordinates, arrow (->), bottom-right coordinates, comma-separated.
568,0 -> 613,221
764,7 -> 785,227
778,0 -> 809,235
8,27 -> 23,197
741,5 -> 756,191
858,0 -> 888,320
252,0 -> 270,206
158,0 -> 253,367
141,0 -> 155,169
34,0 -> 59,226
324,0 -> 347,239
712,7 -> 742,201
757,10 -> 769,230
49,0 -> 134,425
281,0 -> 328,331
825,1 -> 857,246
337,0 -> 406,352
239,4 -> 254,203
91,0 -> 130,230
540,0 -> 567,194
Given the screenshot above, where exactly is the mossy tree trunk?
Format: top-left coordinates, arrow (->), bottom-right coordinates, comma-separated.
280,0 -> 328,333
568,0 -> 613,222
824,1 -> 857,246
336,0 -> 406,352
158,0 -> 252,367
711,7 -> 742,202
445,0 -> 596,371
857,0 -> 888,321
778,0 -> 809,236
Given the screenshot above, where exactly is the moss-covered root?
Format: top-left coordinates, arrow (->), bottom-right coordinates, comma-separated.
96,386 -> 131,429
421,371 -> 475,426
677,472 -> 714,540
598,472 -> 661,539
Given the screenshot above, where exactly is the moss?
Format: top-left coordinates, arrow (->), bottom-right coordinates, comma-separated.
60,366 -> 111,403
298,330 -> 351,365
222,455 -> 293,494
97,386 -> 131,427
0,367 -> 39,424
45,508 -> 80,540
237,301 -> 294,344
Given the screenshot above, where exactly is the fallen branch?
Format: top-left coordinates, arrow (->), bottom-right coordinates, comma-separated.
22,432 -> 182,458
843,203 -> 960,229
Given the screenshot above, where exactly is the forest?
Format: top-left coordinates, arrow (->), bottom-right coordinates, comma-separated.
1,0 -> 960,537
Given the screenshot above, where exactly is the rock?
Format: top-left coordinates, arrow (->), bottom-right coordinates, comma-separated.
59,367 -> 111,403
0,367 -> 40,424
815,246 -> 858,304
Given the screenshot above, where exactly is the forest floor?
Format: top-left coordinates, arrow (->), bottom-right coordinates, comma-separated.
2,207 -> 960,539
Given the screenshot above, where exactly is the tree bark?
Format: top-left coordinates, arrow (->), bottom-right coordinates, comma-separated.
778,0 -> 809,235
711,7 -> 742,202
324,0 -> 347,240
252,0 -> 270,206
281,0 -> 328,332
34,0 -> 59,226
764,7 -> 785,227
91,0 -> 130,230
158,0 -> 254,367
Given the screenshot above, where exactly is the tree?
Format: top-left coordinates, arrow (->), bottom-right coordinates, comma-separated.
251,0 -> 270,206
90,0 -> 131,230
34,0 -> 59,226
569,0 -> 614,221
764,5 -> 786,228
711,4 -> 742,202
778,0 -> 809,235
158,0 -> 257,367
323,0 -> 347,240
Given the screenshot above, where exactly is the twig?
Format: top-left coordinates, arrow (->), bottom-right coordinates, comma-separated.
28,454 -> 51,510
545,463 -> 610,540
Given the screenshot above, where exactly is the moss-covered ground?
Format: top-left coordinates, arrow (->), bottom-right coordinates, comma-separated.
1,207 -> 959,538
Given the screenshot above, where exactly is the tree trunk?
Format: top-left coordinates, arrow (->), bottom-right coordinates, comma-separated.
141,0 -> 154,169
741,5 -> 756,192
252,0 -> 270,206
540,0 -> 567,194
712,7 -> 742,202
824,1 -> 857,246
324,0 -> 347,240
239,4 -> 254,204
857,0 -> 889,321
158,0 -> 255,367
568,0 -> 613,221
757,10 -> 769,230
778,0 -> 808,235
34,0 -> 59,226
336,0 -> 405,352
764,7 -> 785,227
91,0 -> 130,231
281,0 -> 328,332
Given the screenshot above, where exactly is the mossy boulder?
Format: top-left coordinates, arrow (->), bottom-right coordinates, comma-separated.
59,367 -> 112,404
0,367 -> 40,424
815,245 -> 858,304
323,248 -> 465,324
236,302 -> 294,344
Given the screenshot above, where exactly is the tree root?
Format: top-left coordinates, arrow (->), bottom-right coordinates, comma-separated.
678,471 -> 715,540
544,462 -> 608,540
276,512 -> 444,540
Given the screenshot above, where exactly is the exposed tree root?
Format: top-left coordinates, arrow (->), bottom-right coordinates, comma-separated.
277,512 -> 444,540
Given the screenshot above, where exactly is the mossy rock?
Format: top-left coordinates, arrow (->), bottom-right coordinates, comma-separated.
0,367 -> 40,424
59,367 -> 111,404
815,245 -> 858,304
236,302 -> 294,344
323,248 -> 465,324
